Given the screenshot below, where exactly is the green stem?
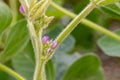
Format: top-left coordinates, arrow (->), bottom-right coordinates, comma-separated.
51,2 -> 120,41
81,19 -> 120,41
27,20 -> 45,80
9,0 -> 18,25
33,30 -> 45,80
33,59 -> 45,80
55,1 -> 98,45
0,63 -> 25,80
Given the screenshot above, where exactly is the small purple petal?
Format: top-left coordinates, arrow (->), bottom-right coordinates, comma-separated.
47,48 -> 53,53
51,41 -> 57,48
42,36 -> 49,43
19,5 -> 24,13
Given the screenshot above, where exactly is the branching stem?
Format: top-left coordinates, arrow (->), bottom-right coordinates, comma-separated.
51,2 -> 120,44
55,1 -> 99,45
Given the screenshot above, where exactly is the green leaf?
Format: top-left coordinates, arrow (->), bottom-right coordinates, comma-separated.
71,24 -> 95,51
23,41 -> 35,63
56,35 -> 75,52
100,0 -> 120,5
46,0 -> 64,18
100,2 -> 120,20
0,1 -> 12,35
12,51 -> 35,80
53,0 -> 62,5
46,6 -> 65,18
63,54 -> 104,80
0,20 -> 29,62
45,60 -> 55,80
12,41 -> 35,80
0,70 -> 8,80
98,29 -> 120,57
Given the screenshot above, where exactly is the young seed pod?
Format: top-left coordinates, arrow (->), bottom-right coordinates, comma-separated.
29,0 -> 45,20
42,16 -> 54,29
31,0 -> 50,20
29,0 -> 37,9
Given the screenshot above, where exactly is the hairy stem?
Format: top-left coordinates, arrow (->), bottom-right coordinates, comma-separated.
55,1 -> 98,45
27,20 -> 45,80
33,58 -> 45,80
51,2 -> 120,41
0,63 -> 25,80
33,30 -> 45,80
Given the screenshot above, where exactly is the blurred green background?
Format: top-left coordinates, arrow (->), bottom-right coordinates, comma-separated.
0,0 -> 120,80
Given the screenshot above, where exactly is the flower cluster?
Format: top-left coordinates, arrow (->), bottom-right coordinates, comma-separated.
19,5 -> 56,55
42,36 -> 57,54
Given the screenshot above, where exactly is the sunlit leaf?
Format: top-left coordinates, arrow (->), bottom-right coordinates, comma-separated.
46,60 -> 55,80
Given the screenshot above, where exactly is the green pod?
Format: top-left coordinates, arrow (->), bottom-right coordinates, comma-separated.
29,0 -> 45,20
30,0 -> 51,20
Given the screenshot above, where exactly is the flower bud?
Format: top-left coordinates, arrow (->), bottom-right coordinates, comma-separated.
19,5 -> 24,13
42,36 -> 49,43
51,41 -> 57,48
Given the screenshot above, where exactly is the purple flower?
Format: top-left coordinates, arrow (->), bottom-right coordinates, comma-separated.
47,48 -> 53,53
19,5 -> 24,13
42,36 -> 49,43
51,41 -> 57,48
